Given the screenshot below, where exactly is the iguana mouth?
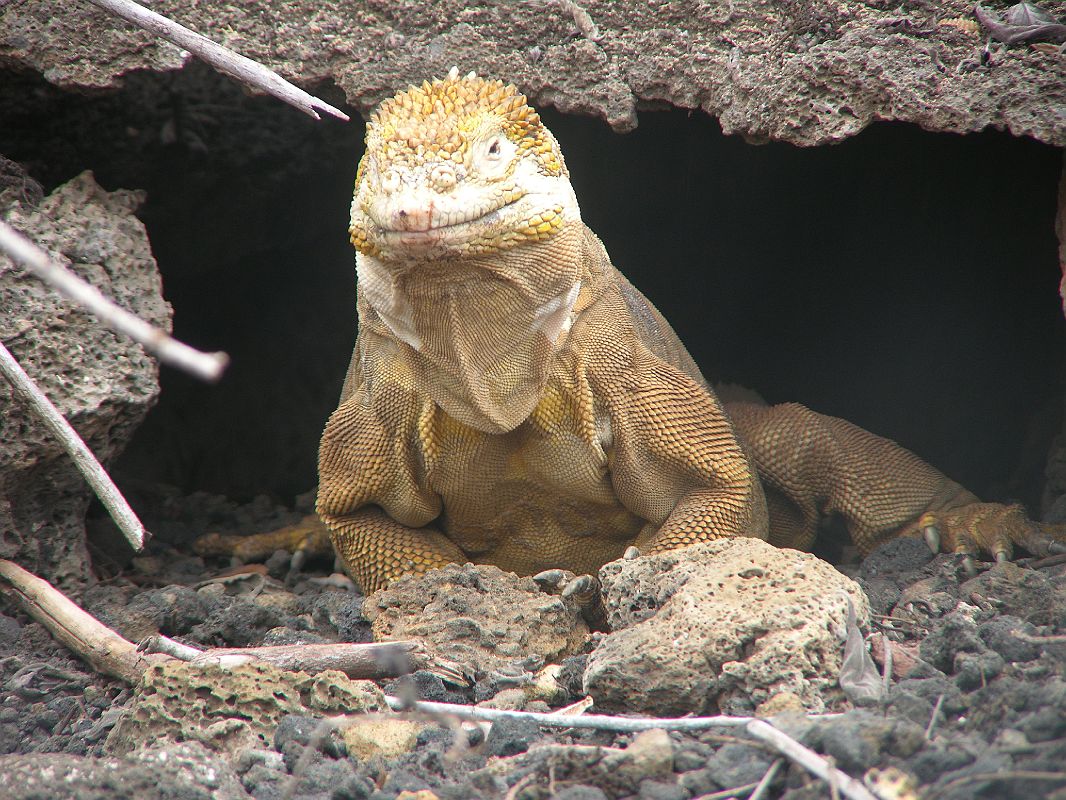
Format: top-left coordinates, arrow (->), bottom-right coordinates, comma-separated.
374,198 -> 526,249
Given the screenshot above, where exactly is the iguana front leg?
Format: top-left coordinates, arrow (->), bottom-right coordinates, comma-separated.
597,350 -> 769,550
316,379 -> 455,594
319,506 -> 465,594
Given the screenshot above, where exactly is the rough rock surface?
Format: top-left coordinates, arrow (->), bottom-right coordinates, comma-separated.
0,742 -> 250,800
2,488 -> 1065,799
585,538 -> 870,715
0,168 -> 170,589
365,562 -> 588,680
1,0 -> 1062,146
472,728 -> 676,798
105,660 -> 386,756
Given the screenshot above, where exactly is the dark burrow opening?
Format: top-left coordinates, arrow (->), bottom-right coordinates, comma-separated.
2,65 -> 1063,522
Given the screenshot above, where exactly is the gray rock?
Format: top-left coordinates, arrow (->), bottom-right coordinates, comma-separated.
703,742 -> 775,789
818,712 -> 925,773
553,787 -> 609,800
1,1 -> 1061,146
977,616 -> 1043,663
677,768 -> 719,796
585,538 -> 870,714
953,651 -> 1006,691
918,611 -> 988,673
484,716 -> 542,758
637,779 -> 687,800
0,169 -> 170,588
364,562 -> 587,680
0,742 -> 249,799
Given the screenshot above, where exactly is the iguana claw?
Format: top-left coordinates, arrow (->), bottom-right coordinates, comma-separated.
561,574 -> 599,606
921,518 -> 940,554
917,504 -> 1066,568
532,569 -> 568,592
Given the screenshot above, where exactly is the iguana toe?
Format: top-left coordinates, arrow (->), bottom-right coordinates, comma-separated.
532,569 -> 569,592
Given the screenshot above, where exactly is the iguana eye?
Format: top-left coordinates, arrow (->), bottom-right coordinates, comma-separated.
476,134 -> 514,178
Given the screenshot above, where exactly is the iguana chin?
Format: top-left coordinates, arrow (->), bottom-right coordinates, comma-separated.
205,69 -> 1065,594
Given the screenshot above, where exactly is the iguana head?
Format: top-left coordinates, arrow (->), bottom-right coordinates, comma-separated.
350,68 -> 581,261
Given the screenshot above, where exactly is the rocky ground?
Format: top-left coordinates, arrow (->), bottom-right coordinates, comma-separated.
1,486 -> 1064,800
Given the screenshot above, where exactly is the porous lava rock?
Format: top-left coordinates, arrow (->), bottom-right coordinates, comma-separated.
0,168 -> 170,588
364,562 -> 588,680
105,660 -> 386,757
1,0 -> 1062,146
584,537 -> 870,715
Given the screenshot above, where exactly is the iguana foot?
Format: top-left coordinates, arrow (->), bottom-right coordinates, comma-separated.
918,503 -> 1066,576
193,514 -> 333,579
533,569 -> 606,629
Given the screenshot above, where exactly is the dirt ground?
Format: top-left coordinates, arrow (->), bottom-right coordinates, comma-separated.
1,484 -> 1065,800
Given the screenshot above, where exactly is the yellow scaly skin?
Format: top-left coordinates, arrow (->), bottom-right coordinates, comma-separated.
200,71 -> 1066,593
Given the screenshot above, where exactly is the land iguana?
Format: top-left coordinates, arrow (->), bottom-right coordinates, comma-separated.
198,70 -> 1066,597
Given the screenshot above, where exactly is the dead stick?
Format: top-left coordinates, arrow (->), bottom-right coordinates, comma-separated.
0,220 -> 228,383
0,340 -> 147,550
0,559 -> 167,683
0,560 -> 447,684
139,634 -> 434,680
86,0 -> 350,122
746,720 -> 879,800
385,697 -> 757,730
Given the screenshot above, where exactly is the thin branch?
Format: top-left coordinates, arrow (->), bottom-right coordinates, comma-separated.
746,720 -> 879,800
86,0 -> 350,122
0,220 -> 228,383
381,700 -> 865,800
139,633 -> 461,682
0,559 -> 167,683
0,341 -> 147,550
380,696 -> 836,732
1018,631 -> 1066,643
749,758 -> 785,800
924,693 -> 945,740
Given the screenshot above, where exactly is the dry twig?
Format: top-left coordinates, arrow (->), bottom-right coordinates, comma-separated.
0,559 -> 167,683
749,758 -> 785,800
0,559 -> 453,682
0,220 -> 228,383
0,339 -> 147,550
925,693 -> 945,740
86,0 -> 350,122
382,696 -> 756,731
140,634 -> 453,682
746,720 -> 879,800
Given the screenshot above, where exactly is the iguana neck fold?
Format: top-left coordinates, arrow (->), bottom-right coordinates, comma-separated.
356,224 -> 595,433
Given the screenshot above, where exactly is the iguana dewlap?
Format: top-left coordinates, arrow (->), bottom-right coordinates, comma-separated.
310,70 -> 1065,594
